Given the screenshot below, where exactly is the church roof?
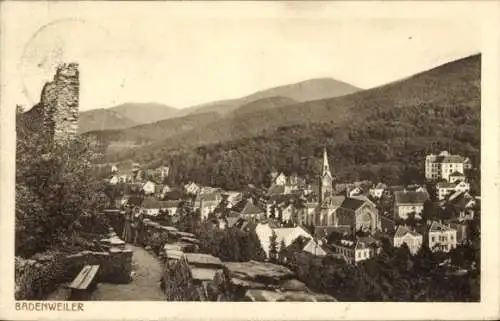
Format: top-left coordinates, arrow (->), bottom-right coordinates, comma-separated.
339,197 -> 366,211
320,195 -> 346,208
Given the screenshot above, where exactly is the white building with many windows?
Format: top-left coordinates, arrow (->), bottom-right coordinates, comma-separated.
425,151 -> 471,182
426,221 -> 457,252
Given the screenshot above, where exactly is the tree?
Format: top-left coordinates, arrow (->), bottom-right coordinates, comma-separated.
422,200 -> 439,222
268,231 -> 278,263
16,131 -> 108,256
278,238 -> 287,264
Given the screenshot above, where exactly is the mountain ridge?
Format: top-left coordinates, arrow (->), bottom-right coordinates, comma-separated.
104,53 -> 480,167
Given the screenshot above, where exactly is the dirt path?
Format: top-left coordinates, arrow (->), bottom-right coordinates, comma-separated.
90,245 -> 165,301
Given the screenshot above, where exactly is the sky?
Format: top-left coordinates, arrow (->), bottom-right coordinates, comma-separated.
1,1 -> 484,111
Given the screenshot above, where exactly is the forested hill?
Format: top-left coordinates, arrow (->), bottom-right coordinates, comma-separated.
106,54 -> 481,190
83,111 -> 221,149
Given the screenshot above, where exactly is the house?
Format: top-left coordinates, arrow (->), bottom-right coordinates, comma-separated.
426,221 -> 457,252
393,191 -> 429,220
160,184 -> 172,198
425,151 -> 469,182
393,226 -> 423,255
184,182 -> 201,195
276,201 -> 295,223
347,186 -> 363,197
273,173 -> 288,186
142,180 -> 156,195
141,198 -> 180,216
193,193 -> 222,220
330,236 -> 379,265
448,171 -> 466,184
287,235 -> 327,257
154,184 -> 165,196
336,197 -> 380,234
230,198 -> 266,221
224,191 -> 243,208
369,183 -> 387,199
267,184 -> 288,196
436,181 -> 470,200
109,175 -> 119,185
314,225 -> 352,240
446,191 -> 476,221
255,223 -> 324,258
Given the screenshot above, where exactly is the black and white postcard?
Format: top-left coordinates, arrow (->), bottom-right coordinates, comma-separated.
1,1 -> 499,320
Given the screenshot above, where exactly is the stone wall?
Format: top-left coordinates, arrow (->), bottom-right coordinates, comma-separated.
39,63 -> 79,145
15,252 -> 71,300
15,248 -> 133,300
65,249 -> 133,284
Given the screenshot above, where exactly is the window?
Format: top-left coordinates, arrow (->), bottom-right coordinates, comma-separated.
431,236 -> 435,242
450,235 -> 454,241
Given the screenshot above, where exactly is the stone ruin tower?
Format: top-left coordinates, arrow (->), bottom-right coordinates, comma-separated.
39,63 -> 79,145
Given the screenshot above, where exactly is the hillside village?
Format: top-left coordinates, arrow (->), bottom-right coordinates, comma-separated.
15,57 -> 480,303
104,146 -> 479,265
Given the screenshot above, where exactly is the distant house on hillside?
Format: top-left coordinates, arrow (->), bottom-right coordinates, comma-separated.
393,226 -> 423,255
255,223 -> 324,258
425,151 -> 470,182
142,180 -> 156,195
369,183 -> 387,199
425,221 -> 457,253
184,182 -> 201,195
436,181 -> 470,200
393,191 -> 429,220
448,171 -> 466,184
141,198 -> 180,216
193,193 -> 222,220
230,198 -> 266,221
446,191 -> 476,221
330,235 -> 380,265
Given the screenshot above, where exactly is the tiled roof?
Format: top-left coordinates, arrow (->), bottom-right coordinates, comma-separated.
355,235 -> 379,249
268,184 -> 286,195
339,197 -> 366,211
195,193 -> 220,203
429,221 -> 454,232
314,225 -> 352,239
231,198 -> 264,215
440,155 -> 466,163
374,183 -> 387,189
449,171 -> 465,177
436,182 -> 457,189
322,195 -> 346,208
394,226 -> 422,238
142,198 -> 180,209
394,191 -> 429,204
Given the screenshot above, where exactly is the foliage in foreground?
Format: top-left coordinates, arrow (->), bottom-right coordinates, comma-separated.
290,242 -> 480,302
16,123 -> 108,257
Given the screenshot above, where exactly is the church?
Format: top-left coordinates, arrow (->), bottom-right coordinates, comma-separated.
302,148 -> 381,236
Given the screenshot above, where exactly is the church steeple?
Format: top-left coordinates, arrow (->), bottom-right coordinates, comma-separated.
319,147 -> 334,203
322,147 -> 332,179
